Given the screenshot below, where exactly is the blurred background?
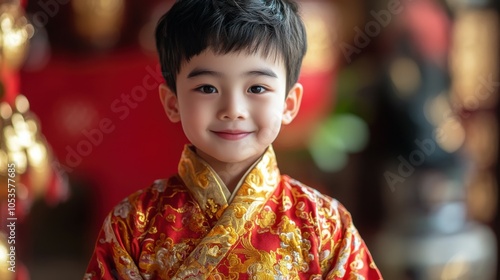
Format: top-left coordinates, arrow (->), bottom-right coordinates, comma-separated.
0,0 -> 498,279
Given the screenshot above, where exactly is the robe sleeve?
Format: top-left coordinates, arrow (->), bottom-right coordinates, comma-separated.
83,204 -> 143,280
321,201 -> 383,279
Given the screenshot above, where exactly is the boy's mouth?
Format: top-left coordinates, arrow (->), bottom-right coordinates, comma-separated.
211,130 -> 252,140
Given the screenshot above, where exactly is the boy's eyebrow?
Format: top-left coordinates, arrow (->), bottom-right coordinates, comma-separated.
186,68 -> 278,79
187,68 -> 222,78
245,69 -> 278,78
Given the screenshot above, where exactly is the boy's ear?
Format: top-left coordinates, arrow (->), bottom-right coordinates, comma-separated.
159,83 -> 180,123
282,83 -> 303,125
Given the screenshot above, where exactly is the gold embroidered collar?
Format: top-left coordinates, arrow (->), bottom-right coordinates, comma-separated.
174,144 -> 281,279
178,144 -> 280,219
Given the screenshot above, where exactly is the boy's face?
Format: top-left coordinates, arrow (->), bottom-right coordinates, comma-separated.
160,49 -> 302,167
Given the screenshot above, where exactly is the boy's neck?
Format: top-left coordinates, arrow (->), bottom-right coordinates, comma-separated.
194,148 -> 264,193
208,162 -> 251,193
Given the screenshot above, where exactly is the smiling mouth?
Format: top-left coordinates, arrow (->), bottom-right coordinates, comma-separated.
211,130 -> 252,140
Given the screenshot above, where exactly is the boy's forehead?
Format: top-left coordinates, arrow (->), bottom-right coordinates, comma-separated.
179,48 -> 286,72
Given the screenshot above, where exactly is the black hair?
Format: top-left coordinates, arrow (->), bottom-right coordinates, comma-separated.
155,0 -> 307,93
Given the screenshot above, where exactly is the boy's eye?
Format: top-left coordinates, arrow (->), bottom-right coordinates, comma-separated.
197,85 -> 218,94
248,86 -> 266,94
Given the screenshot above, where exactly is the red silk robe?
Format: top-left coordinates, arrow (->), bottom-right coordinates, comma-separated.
84,145 -> 382,279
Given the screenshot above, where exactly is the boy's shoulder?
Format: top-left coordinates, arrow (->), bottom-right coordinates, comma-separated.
275,175 -> 359,238
281,175 -> 334,202
113,175 -> 188,213
279,174 -> 351,216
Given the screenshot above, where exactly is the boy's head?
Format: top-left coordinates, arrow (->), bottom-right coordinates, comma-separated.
155,0 -> 307,93
155,0 -> 307,170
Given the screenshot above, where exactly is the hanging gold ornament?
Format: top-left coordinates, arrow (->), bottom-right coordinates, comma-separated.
0,95 -> 67,216
0,2 -> 33,69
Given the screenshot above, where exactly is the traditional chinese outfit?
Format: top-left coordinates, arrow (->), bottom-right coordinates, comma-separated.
84,145 -> 382,279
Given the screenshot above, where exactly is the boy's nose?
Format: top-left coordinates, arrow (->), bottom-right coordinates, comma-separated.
217,93 -> 248,120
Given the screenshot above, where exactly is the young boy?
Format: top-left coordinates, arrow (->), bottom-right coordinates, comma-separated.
84,0 -> 382,279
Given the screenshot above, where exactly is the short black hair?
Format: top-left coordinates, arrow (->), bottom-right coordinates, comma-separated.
155,0 -> 307,93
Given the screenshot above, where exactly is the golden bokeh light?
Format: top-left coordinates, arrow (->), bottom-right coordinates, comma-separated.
14,94 -> 29,114
389,57 -> 421,99
0,102 -> 12,119
301,2 -> 338,72
424,92 -> 453,126
450,9 -> 499,110
72,0 -> 126,49
434,117 -> 466,153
